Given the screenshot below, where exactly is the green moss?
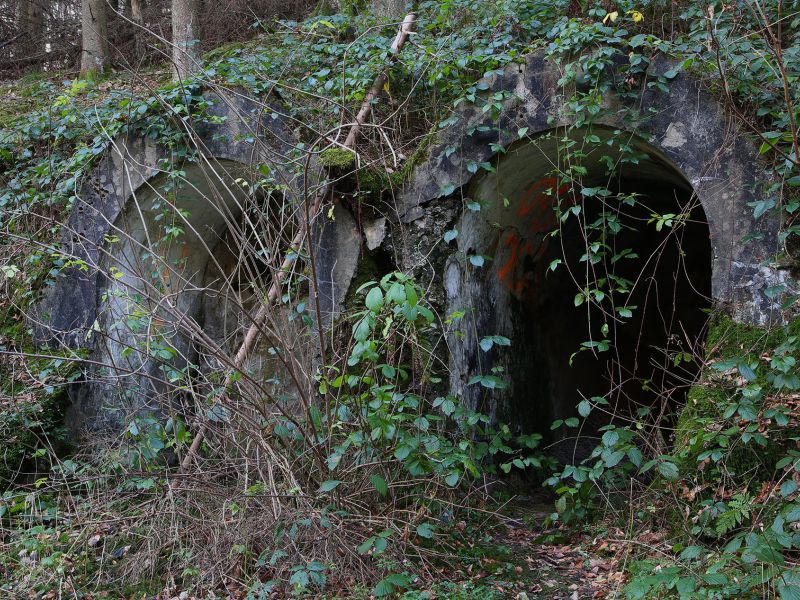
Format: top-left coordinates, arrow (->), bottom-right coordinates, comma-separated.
357,129 -> 435,197
677,313 -> 773,437
358,166 -> 404,194
319,147 -> 356,168
704,313 -> 786,359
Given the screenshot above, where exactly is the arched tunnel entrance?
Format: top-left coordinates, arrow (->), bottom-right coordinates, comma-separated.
448,128 -> 713,460
85,159 -> 298,426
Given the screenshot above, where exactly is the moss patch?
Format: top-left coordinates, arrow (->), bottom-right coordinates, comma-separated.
320,147 -> 356,168
357,128 -> 436,198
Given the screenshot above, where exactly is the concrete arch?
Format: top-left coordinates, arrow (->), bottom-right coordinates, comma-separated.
400,53 -> 783,324
398,52 -> 785,453
36,93 -> 359,431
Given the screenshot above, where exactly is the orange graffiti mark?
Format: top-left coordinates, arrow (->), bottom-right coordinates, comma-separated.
497,177 -> 573,299
497,231 -> 521,286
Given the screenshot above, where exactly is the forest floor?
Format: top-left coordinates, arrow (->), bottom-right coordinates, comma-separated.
381,490 -> 633,600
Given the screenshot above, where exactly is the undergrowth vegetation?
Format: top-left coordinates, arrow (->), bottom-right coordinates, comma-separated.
1,0 -> 800,598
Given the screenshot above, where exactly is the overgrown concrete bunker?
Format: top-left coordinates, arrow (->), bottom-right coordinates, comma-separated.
400,53 -> 784,454
37,53 -> 787,454
446,130 -> 713,452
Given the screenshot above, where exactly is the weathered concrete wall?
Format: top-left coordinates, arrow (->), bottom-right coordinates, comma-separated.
400,53 -> 781,321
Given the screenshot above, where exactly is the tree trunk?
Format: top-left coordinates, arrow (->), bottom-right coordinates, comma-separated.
372,0 -> 405,19
172,0 -> 199,82
19,0 -> 44,63
81,0 -> 110,75
131,0 -> 144,22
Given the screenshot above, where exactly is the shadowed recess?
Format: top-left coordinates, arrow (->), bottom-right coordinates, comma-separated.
450,127 -> 713,460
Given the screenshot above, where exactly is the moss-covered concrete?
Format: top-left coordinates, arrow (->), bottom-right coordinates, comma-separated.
358,129 -> 435,198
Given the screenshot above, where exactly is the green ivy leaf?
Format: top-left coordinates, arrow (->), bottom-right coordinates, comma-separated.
370,474 -> 388,497
469,254 -> 485,267
444,229 -> 458,243
318,480 -> 342,493
416,522 -> 435,539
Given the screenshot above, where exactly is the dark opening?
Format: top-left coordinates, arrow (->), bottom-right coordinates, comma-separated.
513,175 -> 712,459
458,129 -> 713,461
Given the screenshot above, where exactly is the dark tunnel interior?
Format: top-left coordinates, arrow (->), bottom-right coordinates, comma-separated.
510,176 -> 712,459
461,132 -> 714,461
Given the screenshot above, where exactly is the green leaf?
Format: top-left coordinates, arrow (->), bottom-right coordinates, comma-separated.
444,229 -> 458,243
751,198 -> 776,218
365,287 -> 384,313
739,363 -> 757,381
781,480 -> 798,497
680,545 -> 703,560
578,400 -> 592,417
766,284 -> 787,298
416,522 -> 435,539
353,315 -> 371,341
658,461 -> 679,480
702,573 -> 728,586
373,573 -> 410,597
627,447 -> 642,467
601,430 -> 619,447
369,474 -> 388,497
480,335 -> 511,352
289,570 -> 309,589
676,577 -> 696,594
469,254 -> 485,267
318,480 -> 342,493
779,582 -> 800,600
445,472 -> 460,487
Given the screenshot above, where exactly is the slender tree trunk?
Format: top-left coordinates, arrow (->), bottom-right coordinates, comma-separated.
171,0 -> 199,82
81,0 -> 110,75
130,0 -> 143,22
19,0 -> 43,63
372,0 -> 405,19
120,0 -> 144,21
